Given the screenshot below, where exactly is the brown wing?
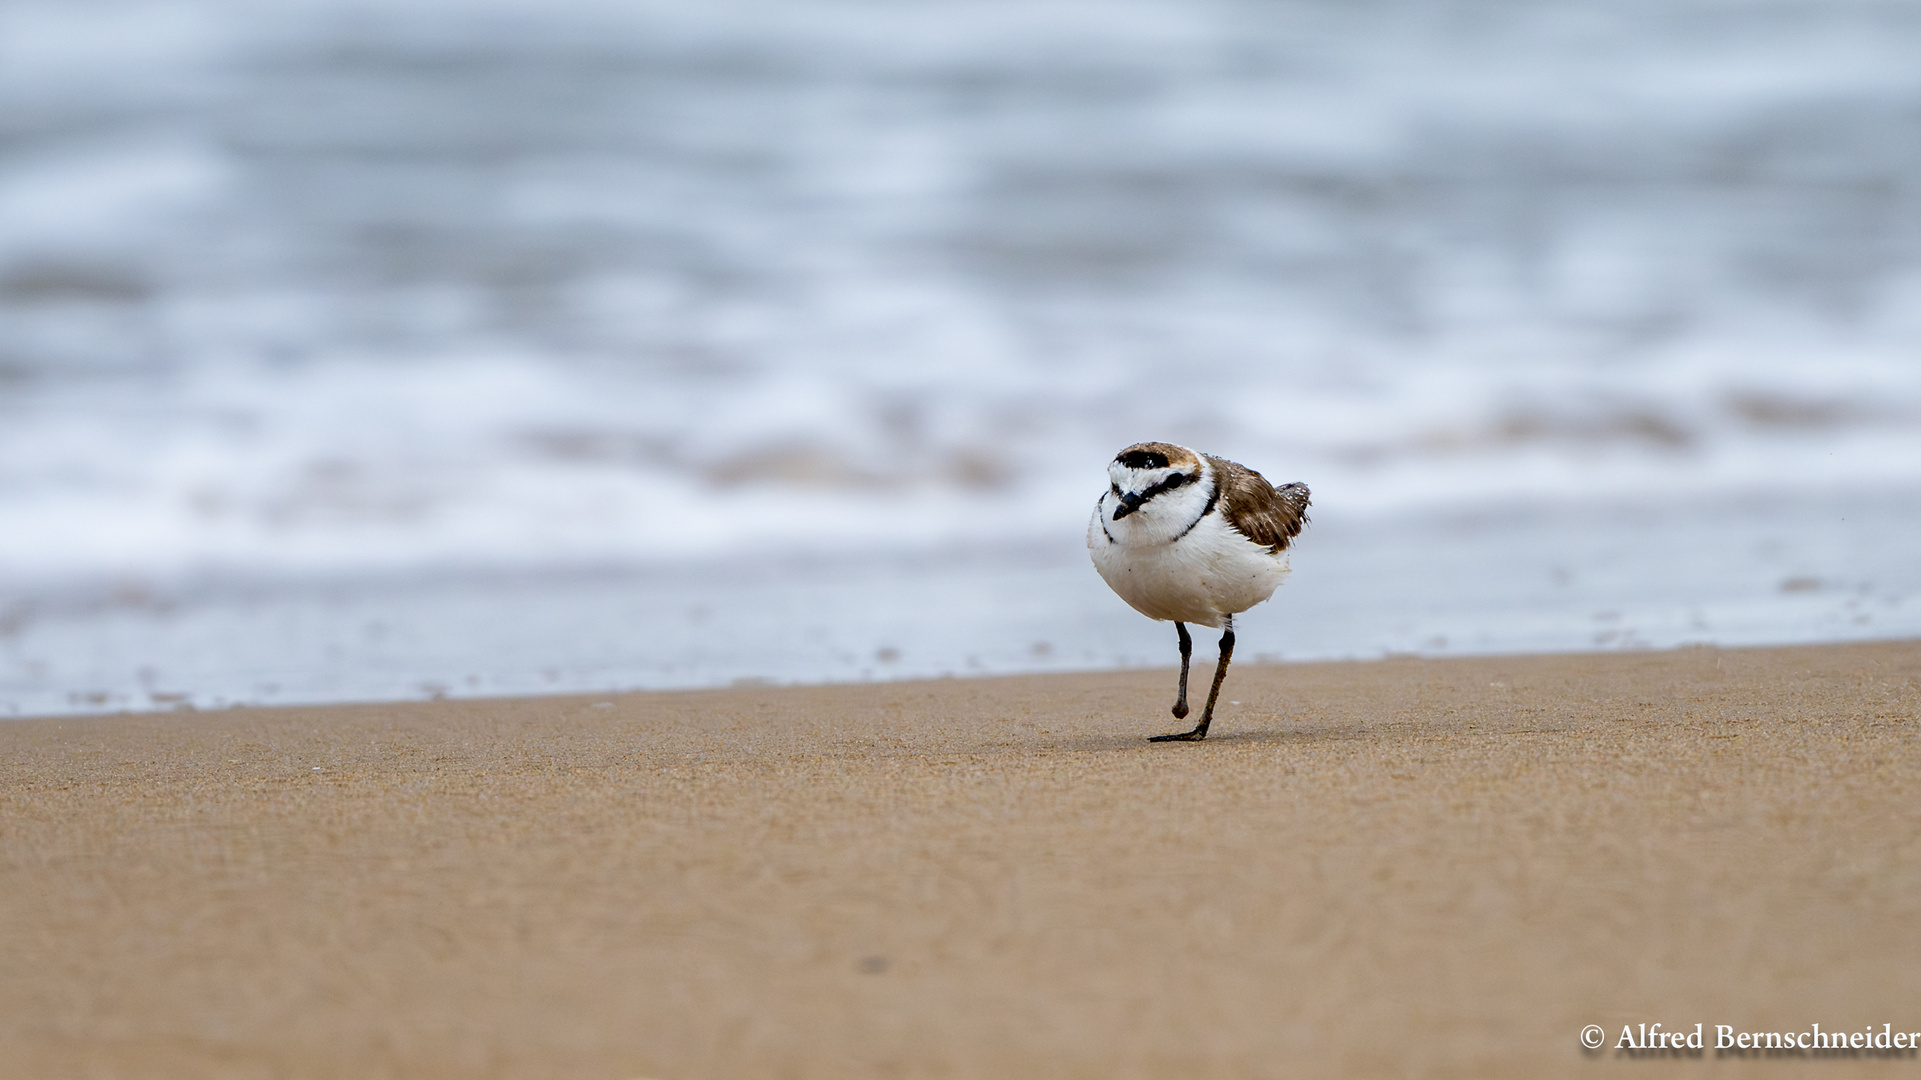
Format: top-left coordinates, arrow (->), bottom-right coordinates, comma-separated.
1206,454 -> 1310,552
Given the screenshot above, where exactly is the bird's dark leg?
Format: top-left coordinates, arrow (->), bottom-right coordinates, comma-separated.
1171,622 -> 1191,720
1151,617 -> 1234,742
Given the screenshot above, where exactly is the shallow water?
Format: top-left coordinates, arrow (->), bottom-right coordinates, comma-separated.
6,487 -> 1915,717
2,0 -> 1919,714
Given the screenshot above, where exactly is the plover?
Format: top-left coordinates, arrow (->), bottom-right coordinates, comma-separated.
1088,442 -> 1310,741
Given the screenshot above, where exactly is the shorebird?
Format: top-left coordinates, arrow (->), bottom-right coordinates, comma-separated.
1088,442 -> 1310,741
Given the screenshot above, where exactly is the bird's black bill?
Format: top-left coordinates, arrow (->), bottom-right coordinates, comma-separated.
1112,493 -> 1144,519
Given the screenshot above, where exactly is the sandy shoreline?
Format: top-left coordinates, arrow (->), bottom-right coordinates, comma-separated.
4,641 -> 1920,1078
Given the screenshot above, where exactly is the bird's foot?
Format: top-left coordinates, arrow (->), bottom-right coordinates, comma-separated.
1149,726 -> 1208,743
1170,702 -> 1189,720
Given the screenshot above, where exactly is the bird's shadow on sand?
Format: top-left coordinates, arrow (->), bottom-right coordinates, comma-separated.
1036,720 -> 1371,755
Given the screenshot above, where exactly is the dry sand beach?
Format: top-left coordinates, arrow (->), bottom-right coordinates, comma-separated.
4,640 -> 1920,1078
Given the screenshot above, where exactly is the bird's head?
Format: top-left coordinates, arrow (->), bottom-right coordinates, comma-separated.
1103,442 -> 1206,523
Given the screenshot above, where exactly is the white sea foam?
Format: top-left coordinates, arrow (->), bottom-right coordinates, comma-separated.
2,333 -> 1914,585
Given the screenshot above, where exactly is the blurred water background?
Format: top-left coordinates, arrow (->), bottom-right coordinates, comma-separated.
4,0 -> 1919,716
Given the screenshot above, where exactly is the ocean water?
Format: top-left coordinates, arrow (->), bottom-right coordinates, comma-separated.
3,0 -> 1919,716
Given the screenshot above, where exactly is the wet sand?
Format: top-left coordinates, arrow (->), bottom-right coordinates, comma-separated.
4,640 -> 1919,1078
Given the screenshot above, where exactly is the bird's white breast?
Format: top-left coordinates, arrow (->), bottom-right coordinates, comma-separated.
1087,496 -> 1291,629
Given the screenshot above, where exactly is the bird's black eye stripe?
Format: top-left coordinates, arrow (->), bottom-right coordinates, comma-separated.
1131,471 -> 1191,506
1111,483 -> 1121,496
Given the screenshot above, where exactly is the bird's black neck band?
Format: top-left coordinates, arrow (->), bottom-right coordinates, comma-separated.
1171,478 -> 1220,542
